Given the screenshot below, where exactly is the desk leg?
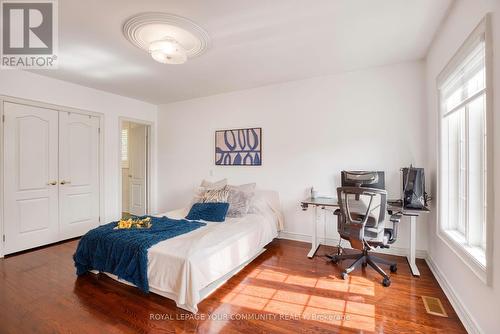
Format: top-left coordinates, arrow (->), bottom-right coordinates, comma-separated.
407,216 -> 420,277
308,206 -> 320,258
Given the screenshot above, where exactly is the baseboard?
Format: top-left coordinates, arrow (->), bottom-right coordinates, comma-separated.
425,255 -> 482,334
278,231 -> 427,259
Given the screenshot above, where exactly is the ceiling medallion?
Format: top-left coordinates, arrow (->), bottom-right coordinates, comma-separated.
123,12 -> 210,64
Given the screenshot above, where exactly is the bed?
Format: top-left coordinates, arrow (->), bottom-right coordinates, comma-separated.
91,190 -> 283,313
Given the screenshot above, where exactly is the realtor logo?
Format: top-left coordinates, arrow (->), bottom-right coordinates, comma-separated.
1,0 -> 58,69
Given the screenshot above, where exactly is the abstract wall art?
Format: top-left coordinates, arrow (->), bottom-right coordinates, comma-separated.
215,128 -> 262,166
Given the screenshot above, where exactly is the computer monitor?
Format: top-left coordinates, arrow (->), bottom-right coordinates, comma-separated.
341,171 -> 385,190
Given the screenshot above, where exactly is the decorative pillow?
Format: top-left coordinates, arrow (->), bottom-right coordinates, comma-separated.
192,179 -> 228,203
186,203 -> 230,222
200,178 -> 227,189
201,186 -> 230,203
226,183 -> 256,217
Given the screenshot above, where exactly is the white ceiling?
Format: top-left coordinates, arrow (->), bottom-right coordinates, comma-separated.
34,0 -> 452,104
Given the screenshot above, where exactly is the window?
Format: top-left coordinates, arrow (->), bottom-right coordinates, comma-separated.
438,17 -> 491,277
121,128 -> 129,168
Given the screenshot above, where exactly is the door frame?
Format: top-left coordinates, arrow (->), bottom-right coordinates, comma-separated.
0,95 -> 105,258
118,117 -> 153,217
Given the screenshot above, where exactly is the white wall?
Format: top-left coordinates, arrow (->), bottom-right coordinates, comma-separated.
122,168 -> 130,212
425,1 -> 500,333
157,61 -> 428,256
0,70 -> 158,223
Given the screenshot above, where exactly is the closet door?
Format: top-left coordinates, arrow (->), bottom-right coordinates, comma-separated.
58,112 -> 100,239
3,102 -> 59,254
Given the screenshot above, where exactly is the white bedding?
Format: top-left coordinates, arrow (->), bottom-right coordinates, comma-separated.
102,191 -> 281,313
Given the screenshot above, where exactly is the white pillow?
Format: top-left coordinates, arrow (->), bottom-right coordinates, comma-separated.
249,190 -> 280,213
192,179 -> 228,204
226,183 -> 256,217
249,190 -> 284,231
200,178 -> 227,189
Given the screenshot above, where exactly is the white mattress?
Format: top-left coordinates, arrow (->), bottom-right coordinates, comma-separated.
102,200 -> 280,313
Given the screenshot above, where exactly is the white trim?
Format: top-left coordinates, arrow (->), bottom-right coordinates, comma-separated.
436,230 -> 487,283
425,255 -> 483,334
0,94 -> 104,118
118,117 -> 154,217
0,94 -> 105,257
442,88 -> 485,118
97,114 -> 105,232
0,101 -> 4,258
278,231 -> 428,259
437,17 -> 488,87
435,14 -> 493,285
482,13 -> 494,287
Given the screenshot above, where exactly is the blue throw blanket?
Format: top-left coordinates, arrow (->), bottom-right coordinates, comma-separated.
73,216 -> 206,292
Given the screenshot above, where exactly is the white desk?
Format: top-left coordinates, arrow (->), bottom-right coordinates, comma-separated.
386,203 -> 430,277
300,197 -> 429,277
300,197 -> 338,258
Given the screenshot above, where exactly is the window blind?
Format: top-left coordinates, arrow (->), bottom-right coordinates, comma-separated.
121,128 -> 128,168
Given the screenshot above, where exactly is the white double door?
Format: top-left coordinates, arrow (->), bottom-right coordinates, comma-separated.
3,102 -> 100,254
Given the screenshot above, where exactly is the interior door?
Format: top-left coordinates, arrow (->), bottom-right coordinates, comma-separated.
128,124 -> 147,216
58,111 -> 100,239
3,102 -> 59,254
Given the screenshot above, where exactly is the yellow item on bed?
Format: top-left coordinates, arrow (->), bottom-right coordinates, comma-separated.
115,217 -> 152,229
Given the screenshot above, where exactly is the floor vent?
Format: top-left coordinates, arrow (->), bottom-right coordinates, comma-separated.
421,296 -> 448,317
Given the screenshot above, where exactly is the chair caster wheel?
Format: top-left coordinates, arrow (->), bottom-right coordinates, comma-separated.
390,264 -> 397,273
341,272 -> 348,280
382,277 -> 391,287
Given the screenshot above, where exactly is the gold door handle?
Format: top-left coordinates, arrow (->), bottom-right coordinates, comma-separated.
47,181 -> 57,186
60,180 -> 71,185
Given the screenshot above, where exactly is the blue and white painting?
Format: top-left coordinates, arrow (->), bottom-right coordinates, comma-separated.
215,128 -> 262,166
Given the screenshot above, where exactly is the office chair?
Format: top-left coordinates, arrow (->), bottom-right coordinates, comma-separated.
330,171 -> 401,287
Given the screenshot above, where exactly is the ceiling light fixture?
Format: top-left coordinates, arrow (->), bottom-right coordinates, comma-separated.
123,13 -> 210,65
148,37 -> 187,64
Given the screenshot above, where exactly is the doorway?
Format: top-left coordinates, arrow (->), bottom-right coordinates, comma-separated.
120,120 -> 150,219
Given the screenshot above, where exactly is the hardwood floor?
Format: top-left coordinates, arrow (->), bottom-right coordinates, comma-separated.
0,239 -> 466,334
